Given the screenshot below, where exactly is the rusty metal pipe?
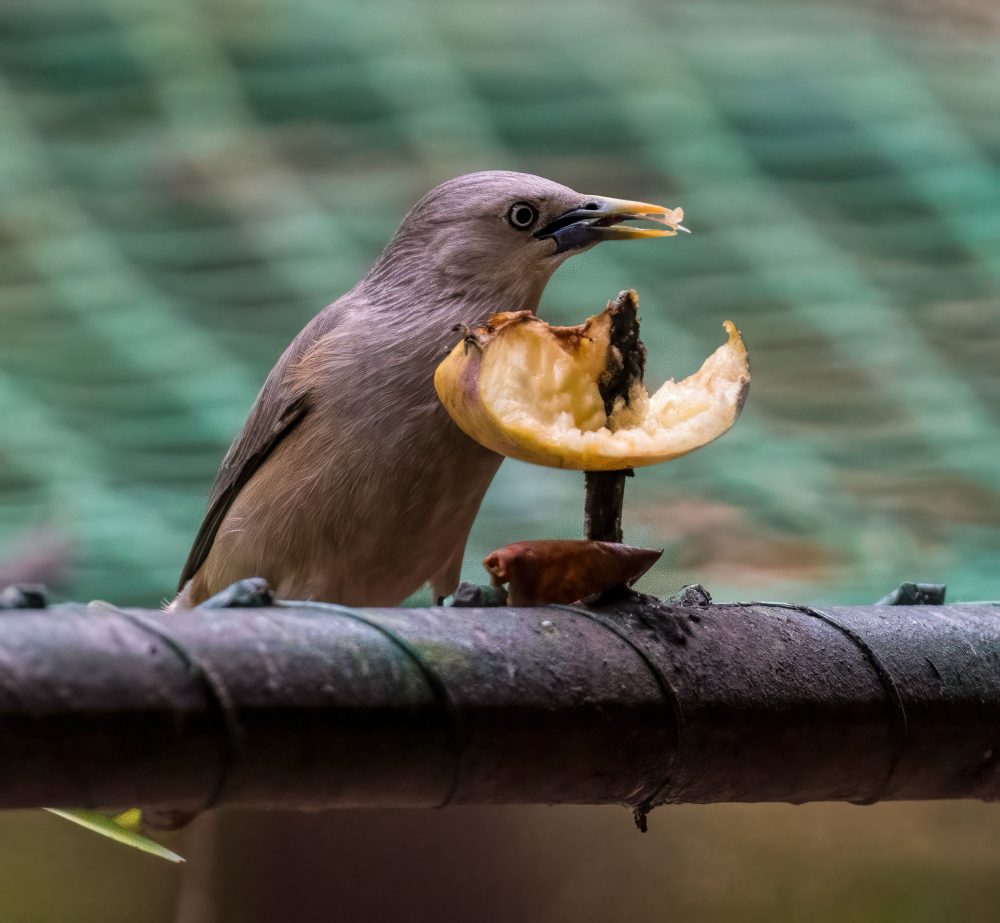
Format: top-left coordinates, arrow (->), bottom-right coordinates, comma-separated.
0,599 -> 998,816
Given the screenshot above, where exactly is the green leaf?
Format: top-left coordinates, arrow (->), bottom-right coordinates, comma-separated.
112,807 -> 144,830
44,808 -> 185,863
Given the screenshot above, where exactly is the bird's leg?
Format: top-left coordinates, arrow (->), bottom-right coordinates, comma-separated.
200,577 -> 274,608
0,583 -> 48,609
448,582 -> 508,607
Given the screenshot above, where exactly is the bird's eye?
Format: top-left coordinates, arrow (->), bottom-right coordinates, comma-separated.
507,202 -> 539,230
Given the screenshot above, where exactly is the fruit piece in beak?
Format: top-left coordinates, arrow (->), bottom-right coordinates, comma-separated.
535,197 -> 689,253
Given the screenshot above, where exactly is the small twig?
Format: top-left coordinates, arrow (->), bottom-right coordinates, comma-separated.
584,289 -> 645,545
583,470 -> 632,542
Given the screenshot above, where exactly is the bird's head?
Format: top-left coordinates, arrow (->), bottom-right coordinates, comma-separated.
366,171 -> 687,316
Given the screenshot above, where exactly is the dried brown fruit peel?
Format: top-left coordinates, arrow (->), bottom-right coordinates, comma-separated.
597,290 -> 647,417
434,293 -> 750,471
483,539 -> 663,607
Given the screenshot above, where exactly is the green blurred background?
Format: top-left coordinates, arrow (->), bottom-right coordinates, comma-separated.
1,0 -> 999,920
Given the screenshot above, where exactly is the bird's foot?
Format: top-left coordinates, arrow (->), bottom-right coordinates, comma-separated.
201,577 -> 274,609
876,582 -> 946,605
447,582 -> 508,607
0,583 -> 48,609
664,583 -> 713,607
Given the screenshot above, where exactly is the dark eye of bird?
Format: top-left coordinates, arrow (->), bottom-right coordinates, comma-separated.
507,202 -> 538,230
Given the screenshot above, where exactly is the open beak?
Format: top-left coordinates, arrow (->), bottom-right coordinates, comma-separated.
535,196 -> 689,253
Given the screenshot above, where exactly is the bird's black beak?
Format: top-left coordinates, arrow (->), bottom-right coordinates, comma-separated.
535,196 -> 689,254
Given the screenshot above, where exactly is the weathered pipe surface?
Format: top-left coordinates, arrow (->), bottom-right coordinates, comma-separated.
0,600 -> 999,816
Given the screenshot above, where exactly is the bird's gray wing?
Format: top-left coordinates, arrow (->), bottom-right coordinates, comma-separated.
177,308 -> 338,592
176,394 -> 309,592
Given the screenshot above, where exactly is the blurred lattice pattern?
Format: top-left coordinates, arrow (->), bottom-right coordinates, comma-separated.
1,0 -> 998,605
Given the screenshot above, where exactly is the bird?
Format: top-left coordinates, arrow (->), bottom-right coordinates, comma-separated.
171,171 -> 685,608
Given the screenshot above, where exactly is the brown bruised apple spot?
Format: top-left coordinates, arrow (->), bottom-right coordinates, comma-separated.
597,289 -> 646,416
735,375 -> 751,417
483,539 -> 662,607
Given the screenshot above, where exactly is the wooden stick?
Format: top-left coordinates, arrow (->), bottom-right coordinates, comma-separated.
583,469 -> 632,542
584,289 -> 644,544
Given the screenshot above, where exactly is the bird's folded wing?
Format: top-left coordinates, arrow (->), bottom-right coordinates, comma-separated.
177,394 -> 309,592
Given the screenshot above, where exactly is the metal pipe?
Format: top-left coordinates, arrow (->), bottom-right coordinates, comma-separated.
0,599 -> 998,818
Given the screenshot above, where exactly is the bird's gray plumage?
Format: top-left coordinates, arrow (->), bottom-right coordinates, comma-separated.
173,171 -> 667,608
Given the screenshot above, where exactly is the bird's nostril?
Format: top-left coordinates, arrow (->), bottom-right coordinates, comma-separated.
582,202 -> 601,211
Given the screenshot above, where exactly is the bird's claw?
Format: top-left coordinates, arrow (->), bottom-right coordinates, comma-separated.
876,582 -> 946,605
0,584 -> 49,609
663,583 -> 713,607
448,582 -> 508,607
201,577 -> 274,609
